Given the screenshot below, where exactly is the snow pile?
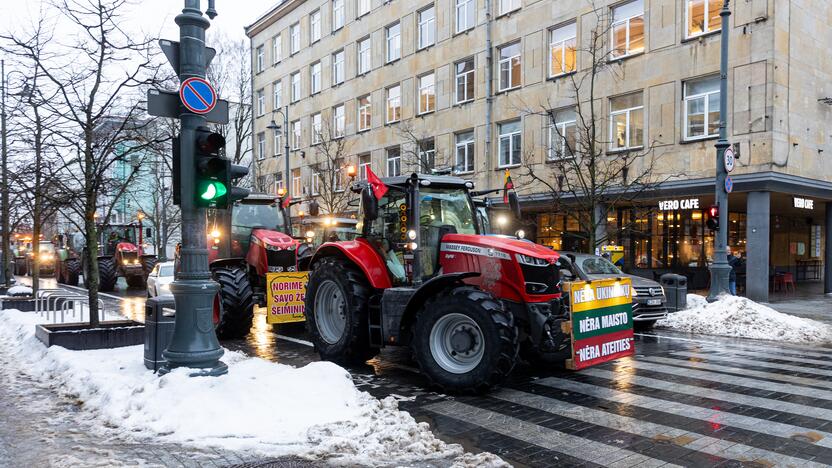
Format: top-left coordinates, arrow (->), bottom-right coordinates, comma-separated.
0,310 -> 505,466
6,285 -> 32,297
657,294 -> 832,344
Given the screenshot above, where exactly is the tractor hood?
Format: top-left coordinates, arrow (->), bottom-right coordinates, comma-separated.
247,229 -> 300,276
441,234 -> 560,264
116,242 -> 137,252
250,229 -> 296,250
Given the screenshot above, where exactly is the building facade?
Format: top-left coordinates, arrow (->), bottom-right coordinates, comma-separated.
247,0 -> 832,300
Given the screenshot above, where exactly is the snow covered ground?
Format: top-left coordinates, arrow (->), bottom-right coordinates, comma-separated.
5,285 -> 32,296
657,294 -> 832,344
0,310 -> 506,467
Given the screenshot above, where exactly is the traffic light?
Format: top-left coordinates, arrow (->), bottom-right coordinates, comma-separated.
706,204 -> 720,231
194,127 -> 250,208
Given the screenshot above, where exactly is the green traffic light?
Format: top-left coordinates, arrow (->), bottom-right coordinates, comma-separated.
199,181 -> 228,201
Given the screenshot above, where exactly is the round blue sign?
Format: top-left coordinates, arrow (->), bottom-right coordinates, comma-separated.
724,176 -> 733,194
179,77 -> 217,115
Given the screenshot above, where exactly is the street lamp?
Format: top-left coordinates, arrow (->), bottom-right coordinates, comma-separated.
266,106 -> 291,201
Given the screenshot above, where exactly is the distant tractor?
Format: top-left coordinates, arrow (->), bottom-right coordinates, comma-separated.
66,224 -> 156,292
206,193 -> 310,338
27,241 -> 57,277
305,174 -> 570,393
296,216 -> 357,268
54,234 -> 81,286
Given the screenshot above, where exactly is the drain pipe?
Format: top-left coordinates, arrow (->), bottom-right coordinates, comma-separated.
484,0 -> 494,191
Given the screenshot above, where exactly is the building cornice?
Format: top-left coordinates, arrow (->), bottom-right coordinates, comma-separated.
245,0 -> 306,39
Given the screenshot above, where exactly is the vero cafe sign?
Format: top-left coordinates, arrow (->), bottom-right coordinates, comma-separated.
657,198 -> 700,211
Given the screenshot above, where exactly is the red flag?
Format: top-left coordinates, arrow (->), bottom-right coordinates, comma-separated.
281,195 -> 292,209
366,166 -> 388,200
502,169 -> 514,204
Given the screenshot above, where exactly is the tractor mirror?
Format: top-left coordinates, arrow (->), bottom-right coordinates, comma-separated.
361,187 -> 378,221
308,200 -> 320,217
508,191 -> 521,220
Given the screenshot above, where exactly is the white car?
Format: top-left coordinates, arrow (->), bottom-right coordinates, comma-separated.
146,261 -> 175,298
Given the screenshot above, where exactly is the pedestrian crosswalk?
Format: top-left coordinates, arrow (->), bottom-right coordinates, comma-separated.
402,335 -> 832,467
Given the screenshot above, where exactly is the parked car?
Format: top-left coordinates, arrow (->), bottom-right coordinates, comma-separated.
146,261 -> 175,298
558,251 -> 668,328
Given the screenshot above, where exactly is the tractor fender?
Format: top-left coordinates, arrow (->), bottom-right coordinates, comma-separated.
309,240 -> 392,289
209,257 -> 247,272
397,272 -> 481,344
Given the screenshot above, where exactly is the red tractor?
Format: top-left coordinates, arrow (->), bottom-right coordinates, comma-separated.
79,224 -> 156,291
206,193 -> 310,338
305,174 -> 571,393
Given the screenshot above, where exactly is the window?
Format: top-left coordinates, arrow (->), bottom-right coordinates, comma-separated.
257,132 -> 266,160
456,0 -> 475,33
310,62 -> 321,94
499,0 -> 520,15
455,131 -> 475,173
418,73 -> 435,115
312,113 -> 322,144
386,85 -> 401,123
290,22 -> 300,54
256,89 -> 265,116
498,120 -> 521,167
357,0 -> 371,17
455,57 -> 475,104
292,168 -> 302,197
273,128 -> 282,156
418,6 -> 435,49
610,92 -> 644,150
359,153 -> 371,180
358,95 -> 372,131
549,22 -> 576,77
357,37 -> 371,74
311,172 -> 320,195
684,76 -> 720,140
498,42 -> 521,91
291,72 -> 301,102
272,35 -> 282,64
333,0 -> 345,31
386,147 -> 401,176
548,108 -> 576,160
687,0 -> 722,38
310,10 -> 321,43
333,104 -> 345,138
291,120 -> 301,149
255,46 -> 264,73
332,50 -> 345,85
386,22 -> 401,63
275,172 -> 284,193
273,80 -> 282,109
419,139 -> 436,171
611,0 -> 644,59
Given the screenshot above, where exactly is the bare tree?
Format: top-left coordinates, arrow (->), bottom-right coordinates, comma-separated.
307,118 -> 355,215
520,4 -> 674,253
396,120 -> 450,174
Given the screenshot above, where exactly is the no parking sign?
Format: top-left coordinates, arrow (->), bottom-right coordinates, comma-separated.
179,77 -> 217,114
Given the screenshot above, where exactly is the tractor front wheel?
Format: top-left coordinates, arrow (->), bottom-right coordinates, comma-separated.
98,258 -> 118,292
413,286 -> 519,394
64,259 -> 80,286
212,266 -> 254,339
305,257 -> 377,364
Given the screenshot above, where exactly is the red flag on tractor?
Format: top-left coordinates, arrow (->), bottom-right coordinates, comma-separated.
503,169 -> 514,204
281,194 -> 292,209
366,166 -> 388,200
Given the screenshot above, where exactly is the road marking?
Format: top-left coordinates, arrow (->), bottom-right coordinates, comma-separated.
275,334 -> 313,347
538,376 -> 832,449
670,350 -> 832,377
492,388 -> 824,467
426,400 -> 682,467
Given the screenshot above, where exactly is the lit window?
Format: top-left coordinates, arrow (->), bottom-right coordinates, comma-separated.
456,0 -> 475,33
255,46 -> 264,73
549,22 -> 576,77
499,0 -> 520,16
455,57 -> 475,104
419,139 -> 436,172
332,50 -> 345,85
548,108 -> 576,160
358,95 -> 372,132
611,0 -> 644,59
273,80 -> 281,109
272,35 -> 282,64
498,120 -> 522,167
310,10 -> 321,43
257,132 -> 266,160
359,153 -> 371,180
256,89 -> 265,116
357,0 -> 371,17
333,104 -> 345,138
687,0 -> 723,38
418,6 -> 435,49
386,22 -> 401,63
312,113 -> 322,144
290,22 -> 300,54
291,72 -> 301,102
684,76 -> 720,140
498,42 -> 521,91
455,131 -> 475,173
418,73 -> 435,115
610,92 -> 644,150
358,37 -> 371,74
386,147 -> 401,176
333,0 -> 345,31
386,85 -> 401,123
291,120 -> 301,150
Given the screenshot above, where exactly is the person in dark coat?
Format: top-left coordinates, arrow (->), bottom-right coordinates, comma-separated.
727,248 -> 740,295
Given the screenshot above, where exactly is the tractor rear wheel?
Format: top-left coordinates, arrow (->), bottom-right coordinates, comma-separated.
305,257 -> 377,364
412,286 -> 519,394
64,259 -> 80,286
142,256 -> 157,277
213,266 -> 254,339
98,258 -> 118,292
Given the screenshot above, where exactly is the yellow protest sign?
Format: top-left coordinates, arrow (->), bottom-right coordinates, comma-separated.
266,272 -> 309,324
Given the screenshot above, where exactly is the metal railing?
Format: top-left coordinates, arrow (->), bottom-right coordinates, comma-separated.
34,289 -> 109,324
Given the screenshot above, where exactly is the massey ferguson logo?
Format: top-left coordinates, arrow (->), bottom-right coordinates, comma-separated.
440,243 -> 511,260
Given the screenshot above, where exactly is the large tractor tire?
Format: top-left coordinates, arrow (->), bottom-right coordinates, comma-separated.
64,259 -> 80,287
98,258 -> 118,292
412,286 -> 519,394
305,257 -> 377,364
142,256 -> 157,277
212,265 -> 254,339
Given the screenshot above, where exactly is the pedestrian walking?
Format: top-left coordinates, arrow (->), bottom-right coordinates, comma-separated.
728,248 -> 740,295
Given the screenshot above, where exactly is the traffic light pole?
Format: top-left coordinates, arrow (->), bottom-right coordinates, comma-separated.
707,0 -> 732,302
160,0 -> 227,376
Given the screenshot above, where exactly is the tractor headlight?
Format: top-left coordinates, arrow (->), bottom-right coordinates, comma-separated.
407,229 -> 417,240
133,259 -> 140,265
305,230 -> 315,239
516,254 -> 549,266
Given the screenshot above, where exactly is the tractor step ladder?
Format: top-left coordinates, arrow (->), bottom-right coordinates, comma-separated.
368,294 -> 383,348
